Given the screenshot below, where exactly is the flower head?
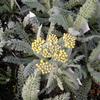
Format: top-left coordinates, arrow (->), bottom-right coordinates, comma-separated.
36,60 -> 53,74
47,34 -> 58,44
49,44 -> 61,54
41,42 -> 61,58
41,48 -> 51,58
53,50 -> 68,63
32,38 -> 45,53
63,33 -> 76,48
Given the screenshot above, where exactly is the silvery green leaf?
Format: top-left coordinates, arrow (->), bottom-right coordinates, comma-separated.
55,75 -> 64,90
22,0 -> 46,12
6,39 -> 33,55
22,71 -> 40,100
3,56 -> 32,65
23,60 -> 39,78
49,7 -> 69,30
44,93 -> 70,100
78,35 -> 100,42
88,64 -> 100,84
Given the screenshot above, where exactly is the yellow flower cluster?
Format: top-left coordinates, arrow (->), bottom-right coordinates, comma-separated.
36,60 -> 53,74
53,50 -> 68,63
32,38 -> 45,53
47,34 -> 58,44
41,44 -> 61,58
63,33 -> 76,48
32,33 -> 77,74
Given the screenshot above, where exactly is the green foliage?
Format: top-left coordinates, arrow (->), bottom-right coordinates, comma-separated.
0,29 -> 5,55
60,69 -> 80,90
22,0 -> 46,12
9,23 -> 31,43
73,55 -> 85,63
49,7 -> 73,30
6,39 -> 33,55
3,56 -> 32,64
44,93 -> 70,100
0,41 -> 5,55
46,67 -> 80,93
22,70 -> 41,100
0,69 -> 10,84
78,35 -> 100,42
0,0 -> 100,100
23,60 -> 39,78
64,0 -> 86,9
89,42 -> 100,62
75,78 -> 92,100
74,0 -> 97,31
87,42 -> 100,83
88,64 -> 100,84
0,0 -> 18,14
16,64 -> 25,100
0,0 -> 11,13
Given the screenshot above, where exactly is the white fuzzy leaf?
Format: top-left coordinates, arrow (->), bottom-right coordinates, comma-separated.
68,27 -> 80,36
80,20 -> 90,33
23,11 -> 37,27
